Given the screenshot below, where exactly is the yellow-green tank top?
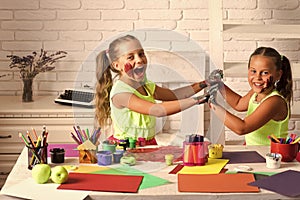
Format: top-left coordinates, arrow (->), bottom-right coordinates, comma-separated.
245,90 -> 289,145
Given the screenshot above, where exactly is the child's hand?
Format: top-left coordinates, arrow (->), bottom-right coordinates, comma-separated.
206,69 -> 223,85
193,93 -> 210,104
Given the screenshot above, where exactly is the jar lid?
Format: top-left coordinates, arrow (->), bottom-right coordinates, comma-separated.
50,148 -> 65,153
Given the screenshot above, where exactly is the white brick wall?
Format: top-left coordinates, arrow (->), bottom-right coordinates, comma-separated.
1,0 -> 300,142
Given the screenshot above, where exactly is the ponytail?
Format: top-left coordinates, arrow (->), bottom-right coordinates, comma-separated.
95,51 -> 114,128
277,55 -> 293,107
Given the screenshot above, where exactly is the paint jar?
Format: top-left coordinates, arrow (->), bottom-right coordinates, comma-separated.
271,139 -> 299,162
113,150 -> 124,163
97,150 -> 113,166
129,138 -> 137,149
208,144 -> 224,159
138,137 -> 146,147
27,143 -> 48,170
266,153 -> 282,169
102,143 -> 116,153
50,148 -> 65,163
165,154 -> 174,166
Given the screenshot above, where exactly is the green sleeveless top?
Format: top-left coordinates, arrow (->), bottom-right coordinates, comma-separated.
245,90 -> 289,145
110,79 -> 156,140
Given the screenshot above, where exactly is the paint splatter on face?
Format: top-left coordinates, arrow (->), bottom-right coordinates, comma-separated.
261,76 -> 273,93
124,62 -> 133,73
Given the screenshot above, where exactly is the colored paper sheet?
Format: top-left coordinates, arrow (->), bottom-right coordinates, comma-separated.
178,158 -> 229,174
226,170 -> 277,177
225,171 -> 271,181
48,143 -> 78,157
0,178 -> 89,200
248,170 -> 300,197
93,165 -> 170,189
57,173 -> 143,193
169,164 -> 184,174
169,164 -> 228,174
178,173 -> 259,193
222,151 -> 265,164
66,165 -> 109,173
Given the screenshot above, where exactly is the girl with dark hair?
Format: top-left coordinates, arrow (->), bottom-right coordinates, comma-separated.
209,47 -> 293,145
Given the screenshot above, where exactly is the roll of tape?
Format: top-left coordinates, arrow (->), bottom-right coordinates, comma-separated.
120,156 -> 136,166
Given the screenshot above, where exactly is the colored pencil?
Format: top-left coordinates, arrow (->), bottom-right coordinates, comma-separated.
86,128 -> 90,140
73,126 -> 83,143
27,131 -> 36,147
270,134 -> 281,143
32,128 -> 38,140
19,132 -> 30,146
291,137 -> 300,144
70,132 -> 81,144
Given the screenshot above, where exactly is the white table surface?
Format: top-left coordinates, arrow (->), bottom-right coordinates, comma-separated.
1,145 -> 300,200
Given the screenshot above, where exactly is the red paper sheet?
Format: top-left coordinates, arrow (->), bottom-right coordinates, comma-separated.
178,173 -> 259,193
57,172 -> 143,193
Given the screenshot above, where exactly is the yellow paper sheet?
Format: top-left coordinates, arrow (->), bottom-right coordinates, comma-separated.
178,158 -> 229,174
64,165 -> 109,173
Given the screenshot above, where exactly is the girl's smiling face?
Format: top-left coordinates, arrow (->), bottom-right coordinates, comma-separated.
248,55 -> 282,94
112,39 -> 147,83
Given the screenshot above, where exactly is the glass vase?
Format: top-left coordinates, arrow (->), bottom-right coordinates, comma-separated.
22,78 -> 33,102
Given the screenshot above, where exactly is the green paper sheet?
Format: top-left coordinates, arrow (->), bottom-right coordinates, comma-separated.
92,165 -> 170,189
226,171 -> 277,176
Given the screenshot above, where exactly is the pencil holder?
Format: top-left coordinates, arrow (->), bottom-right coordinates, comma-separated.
183,141 -> 208,166
27,143 -> 48,170
270,139 -> 299,162
79,150 -> 97,164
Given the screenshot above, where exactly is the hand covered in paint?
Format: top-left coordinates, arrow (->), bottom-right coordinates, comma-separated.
193,93 -> 210,105
206,69 -> 223,85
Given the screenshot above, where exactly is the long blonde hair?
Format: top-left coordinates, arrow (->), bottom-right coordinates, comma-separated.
95,35 -> 140,128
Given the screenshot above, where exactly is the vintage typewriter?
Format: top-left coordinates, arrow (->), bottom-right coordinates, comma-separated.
54,88 -> 95,108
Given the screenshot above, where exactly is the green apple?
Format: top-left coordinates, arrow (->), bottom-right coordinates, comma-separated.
32,164 -> 51,184
50,166 -> 69,184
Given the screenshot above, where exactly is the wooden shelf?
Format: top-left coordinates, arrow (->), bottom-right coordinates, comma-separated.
223,24 -> 300,39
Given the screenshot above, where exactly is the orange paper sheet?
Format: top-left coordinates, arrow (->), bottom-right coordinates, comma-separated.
178,158 -> 229,174
178,173 -> 259,193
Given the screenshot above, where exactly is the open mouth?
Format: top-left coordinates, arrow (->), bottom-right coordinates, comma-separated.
133,66 -> 145,79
